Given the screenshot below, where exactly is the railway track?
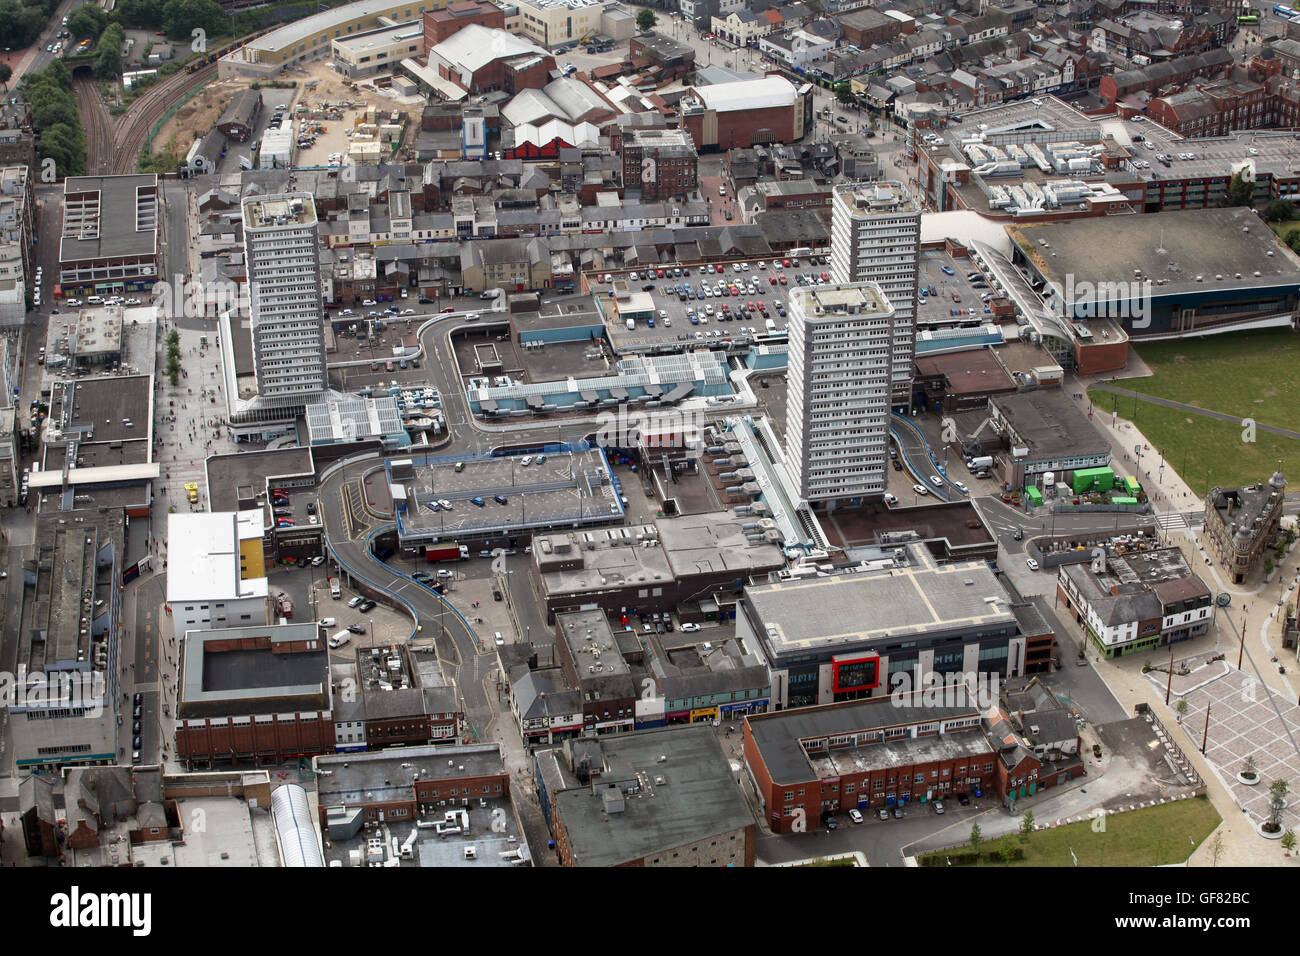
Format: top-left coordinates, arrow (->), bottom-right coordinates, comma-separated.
75,62 -> 218,175
72,77 -> 114,175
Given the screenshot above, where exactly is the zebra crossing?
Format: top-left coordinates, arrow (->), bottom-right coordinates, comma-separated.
1155,509 -> 1204,532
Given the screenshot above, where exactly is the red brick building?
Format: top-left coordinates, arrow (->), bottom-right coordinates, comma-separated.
423,0 -> 505,47
679,75 -> 813,151
744,696 -> 1082,833
428,24 -> 555,95
1147,78 -> 1268,138
175,623 -> 336,769
617,127 -> 699,200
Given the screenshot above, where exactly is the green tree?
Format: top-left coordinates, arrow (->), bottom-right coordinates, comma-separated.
68,2 -> 109,40
834,81 -> 855,104
1221,171 -> 1255,208
94,22 -> 125,80
1263,199 -> 1295,223
1020,809 -> 1035,842
996,833 -> 1017,862
1283,829 -> 1297,855
112,0 -> 166,30
635,7 -> 657,31
162,0 -> 231,41
0,63 -> 12,91
0,0 -> 54,50
969,822 -> 982,850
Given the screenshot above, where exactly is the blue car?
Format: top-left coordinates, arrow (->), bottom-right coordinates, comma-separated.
690,315 -> 700,324
470,496 -> 485,507
940,265 -> 955,275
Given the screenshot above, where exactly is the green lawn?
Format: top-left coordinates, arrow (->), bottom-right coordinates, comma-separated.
1089,328 -> 1300,489
920,796 -> 1221,867
1271,221 -> 1300,247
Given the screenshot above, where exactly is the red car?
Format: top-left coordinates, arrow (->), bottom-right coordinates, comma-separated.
821,272 -> 830,282
778,275 -> 788,285
769,276 -> 777,284
370,361 -> 380,371
730,287 -> 740,296
656,269 -> 665,278
782,259 -> 791,268
440,306 -> 455,313
746,301 -> 755,310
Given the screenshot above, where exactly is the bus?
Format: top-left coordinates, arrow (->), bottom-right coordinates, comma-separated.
1239,10 -> 1260,23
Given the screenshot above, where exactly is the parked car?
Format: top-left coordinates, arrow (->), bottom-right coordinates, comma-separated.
848,809 -> 864,824
1026,557 -> 1040,571
680,622 -> 701,633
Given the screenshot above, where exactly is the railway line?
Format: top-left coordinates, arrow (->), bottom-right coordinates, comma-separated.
75,61 -> 218,175
72,76 -> 114,175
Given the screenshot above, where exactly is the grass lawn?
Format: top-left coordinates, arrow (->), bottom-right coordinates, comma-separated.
1270,221 -> 1300,247
1089,328 -> 1300,489
920,796 -> 1221,867
1088,390 -> 1297,491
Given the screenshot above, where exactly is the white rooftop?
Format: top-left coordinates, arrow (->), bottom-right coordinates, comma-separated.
166,510 -> 268,603
692,76 -> 796,113
429,24 -> 549,76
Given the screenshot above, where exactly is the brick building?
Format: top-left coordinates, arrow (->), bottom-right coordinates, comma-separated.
1146,78 -> 1268,138
423,0 -> 505,47
314,744 -> 511,827
618,127 -> 698,200
427,23 -> 555,95
679,75 -> 814,151
175,622 -> 336,768
744,696 -> 1082,833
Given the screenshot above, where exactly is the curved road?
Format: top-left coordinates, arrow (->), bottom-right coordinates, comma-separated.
318,455 -> 503,739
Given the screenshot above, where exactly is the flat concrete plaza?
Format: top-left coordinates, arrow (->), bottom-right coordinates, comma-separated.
1149,662 -> 1300,831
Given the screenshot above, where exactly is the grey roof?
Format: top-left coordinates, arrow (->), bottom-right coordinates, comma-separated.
218,89 -> 261,130
548,725 -> 753,866
60,174 -> 159,264
748,698 -> 985,783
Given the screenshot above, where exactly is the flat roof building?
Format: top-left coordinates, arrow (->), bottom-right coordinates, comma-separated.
536,724 -> 756,866
739,544 -> 1030,710
985,390 -> 1112,489
830,182 -> 921,408
166,511 -> 271,642
242,193 -> 329,408
532,509 -> 787,622
176,622 -> 335,768
11,510 -> 125,772
785,282 -> 897,505
58,175 -> 159,297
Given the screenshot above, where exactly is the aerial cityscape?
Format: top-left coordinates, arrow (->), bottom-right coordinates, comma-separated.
0,0 -> 1298,888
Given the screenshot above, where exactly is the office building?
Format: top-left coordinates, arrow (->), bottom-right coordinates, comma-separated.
242,193 -> 328,405
829,182 -> 920,408
784,282 -> 896,504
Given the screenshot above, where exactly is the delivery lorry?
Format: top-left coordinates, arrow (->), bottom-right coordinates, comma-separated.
425,543 -> 470,562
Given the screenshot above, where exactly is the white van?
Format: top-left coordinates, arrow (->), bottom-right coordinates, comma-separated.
328,630 -> 351,649
626,318 -> 636,330
494,631 -> 506,646
87,295 -> 104,305
330,579 -> 342,600
319,617 -> 337,628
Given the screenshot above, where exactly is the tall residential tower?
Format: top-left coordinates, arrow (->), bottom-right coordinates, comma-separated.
785,282 -> 896,505
830,182 -> 920,409
242,193 -> 327,406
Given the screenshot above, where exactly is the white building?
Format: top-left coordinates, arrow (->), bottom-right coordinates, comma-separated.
785,282 -> 896,505
830,182 -> 920,408
242,194 -> 329,405
166,511 -> 271,642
